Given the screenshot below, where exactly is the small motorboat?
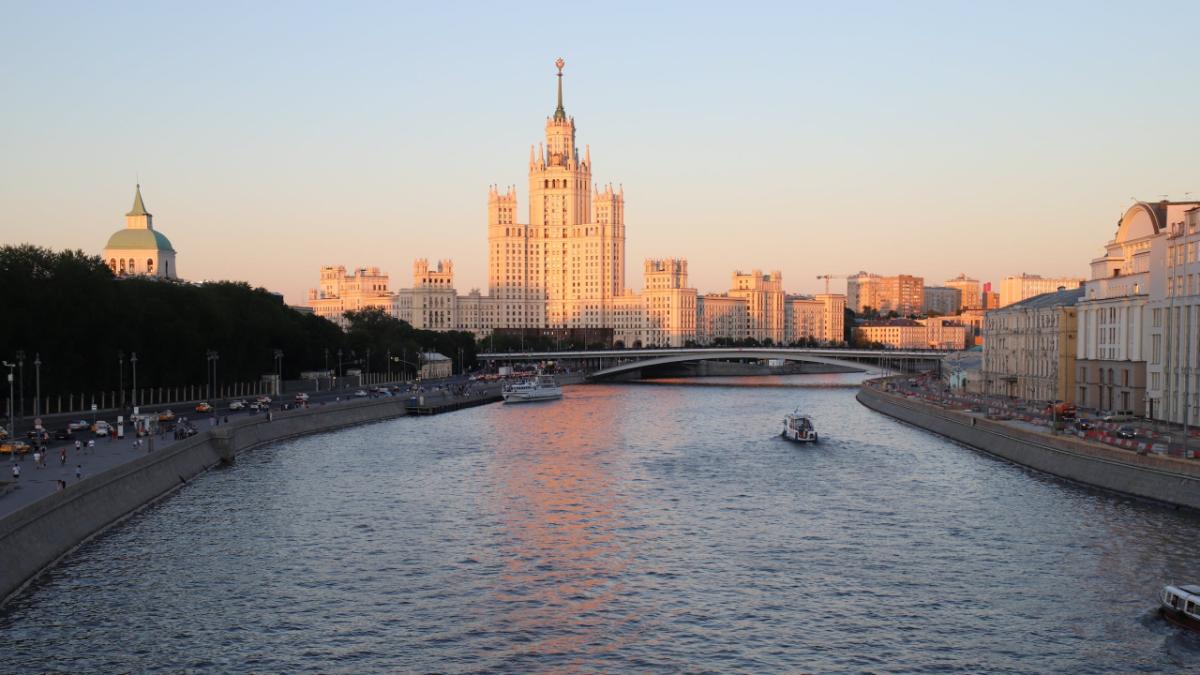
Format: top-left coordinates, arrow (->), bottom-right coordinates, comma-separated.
502,374 -> 563,403
782,410 -> 818,443
1161,585 -> 1200,630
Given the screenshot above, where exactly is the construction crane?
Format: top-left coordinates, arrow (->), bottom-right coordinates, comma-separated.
816,274 -> 847,294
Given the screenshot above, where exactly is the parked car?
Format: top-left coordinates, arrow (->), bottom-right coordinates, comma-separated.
1077,419 -> 1096,431
1103,411 -> 1135,423
0,440 -> 31,455
0,425 -> 7,440
1116,426 -> 1139,440
255,395 -> 272,405
67,420 -> 91,431
195,402 -> 213,414
228,400 -> 247,411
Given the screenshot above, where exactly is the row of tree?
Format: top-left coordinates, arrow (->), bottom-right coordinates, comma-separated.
0,246 -> 477,405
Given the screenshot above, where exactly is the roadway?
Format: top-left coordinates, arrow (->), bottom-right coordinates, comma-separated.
0,378 -> 480,521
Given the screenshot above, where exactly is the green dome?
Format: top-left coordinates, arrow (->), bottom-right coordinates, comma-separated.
105,228 -> 175,252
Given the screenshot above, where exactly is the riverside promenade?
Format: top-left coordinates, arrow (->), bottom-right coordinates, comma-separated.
857,378 -> 1200,510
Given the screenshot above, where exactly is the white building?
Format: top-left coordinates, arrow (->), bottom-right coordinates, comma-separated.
1000,273 -> 1084,308
982,288 -> 1083,403
1145,205 -> 1200,426
103,185 -> 178,279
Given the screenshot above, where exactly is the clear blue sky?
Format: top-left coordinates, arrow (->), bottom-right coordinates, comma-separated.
3,1 -> 1198,302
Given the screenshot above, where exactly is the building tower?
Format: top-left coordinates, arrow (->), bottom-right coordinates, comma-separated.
487,58 -> 626,330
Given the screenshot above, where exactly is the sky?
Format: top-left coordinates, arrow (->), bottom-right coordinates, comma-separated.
3,1 -> 1199,303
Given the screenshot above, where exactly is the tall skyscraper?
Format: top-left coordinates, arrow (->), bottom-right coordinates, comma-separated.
488,58 -> 626,330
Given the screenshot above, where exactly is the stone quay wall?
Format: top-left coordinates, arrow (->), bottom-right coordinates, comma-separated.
856,384 -> 1200,511
0,396 -> 412,605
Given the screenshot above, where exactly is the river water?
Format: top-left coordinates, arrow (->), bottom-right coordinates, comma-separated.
4,373 -> 1200,672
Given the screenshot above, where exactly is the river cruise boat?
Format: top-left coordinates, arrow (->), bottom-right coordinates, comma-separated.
502,374 -> 563,404
781,411 -> 819,443
1161,585 -> 1200,630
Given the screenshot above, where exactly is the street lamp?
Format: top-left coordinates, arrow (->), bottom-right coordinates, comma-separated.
337,348 -> 343,381
131,352 -> 138,409
117,350 -> 125,411
206,350 -> 219,400
2,361 -> 14,443
274,349 -> 284,396
33,353 -> 41,418
15,350 -> 24,420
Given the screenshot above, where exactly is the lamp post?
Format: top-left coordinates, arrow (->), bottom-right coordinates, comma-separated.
15,350 -> 25,421
33,353 -> 41,418
386,349 -> 391,380
3,362 -> 15,443
274,349 -> 284,396
337,348 -> 343,382
131,352 -> 138,409
117,350 -> 125,411
205,350 -> 219,401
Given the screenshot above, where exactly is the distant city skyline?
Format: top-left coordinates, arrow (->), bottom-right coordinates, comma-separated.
3,2 -> 1199,303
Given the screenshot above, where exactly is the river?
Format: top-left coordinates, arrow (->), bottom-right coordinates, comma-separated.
3,373 -> 1200,672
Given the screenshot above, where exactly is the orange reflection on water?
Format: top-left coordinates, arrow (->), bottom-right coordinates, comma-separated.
484,386 -> 642,666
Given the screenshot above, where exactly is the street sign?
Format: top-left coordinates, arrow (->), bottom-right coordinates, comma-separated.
133,406 -> 140,415
91,404 -> 97,411
34,417 -> 43,429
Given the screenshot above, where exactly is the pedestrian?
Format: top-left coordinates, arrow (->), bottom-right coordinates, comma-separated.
74,439 -> 81,454
11,463 -> 19,480
75,464 -> 82,481
87,439 -> 95,453
32,451 -> 40,468
59,447 -> 66,466
56,479 -> 65,491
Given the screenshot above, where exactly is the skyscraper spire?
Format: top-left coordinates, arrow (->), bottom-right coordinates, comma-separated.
553,57 -> 567,122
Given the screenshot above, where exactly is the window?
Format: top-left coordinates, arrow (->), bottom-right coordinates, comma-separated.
147,258 -> 154,274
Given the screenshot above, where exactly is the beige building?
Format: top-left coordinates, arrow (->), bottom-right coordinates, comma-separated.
487,58 -> 625,331
307,265 -> 392,327
946,274 -> 981,310
847,272 -> 924,316
981,288 -> 1083,403
419,352 -> 452,379
729,270 -> 785,343
785,294 -> 846,344
1147,205 -> 1200,426
923,286 -> 962,316
1000,273 -> 1084,308
103,185 -> 178,279
855,318 -> 967,350
696,294 -> 749,345
392,259 -> 460,331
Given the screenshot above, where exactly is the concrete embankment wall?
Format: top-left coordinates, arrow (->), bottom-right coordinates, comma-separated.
856,385 -> 1200,511
0,396 -> 412,605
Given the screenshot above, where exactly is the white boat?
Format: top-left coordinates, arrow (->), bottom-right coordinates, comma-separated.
502,374 -> 563,403
781,410 -> 818,443
1161,585 -> 1200,631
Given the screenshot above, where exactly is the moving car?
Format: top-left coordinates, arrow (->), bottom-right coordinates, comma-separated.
1103,411 -> 1136,423
353,389 -> 369,398
1116,426 -> 1139,440
67,420 -> 90,431
255,395 -> 272,405
228,400 -> 247,411
0,440 -> 31,455
54,428 -> 74,440
93,421 -> 111,437
1077,419 -> 1096,431
294,392 -> 310,403
195,402 -> 213,414
158,410 -> 176,422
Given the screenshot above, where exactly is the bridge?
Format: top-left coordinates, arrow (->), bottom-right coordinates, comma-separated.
476,348 -> 950,381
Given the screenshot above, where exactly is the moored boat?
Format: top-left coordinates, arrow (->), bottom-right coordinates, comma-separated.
1161,585 -> 1200,630
782,410 -> 818,443
502,374 -> 563,403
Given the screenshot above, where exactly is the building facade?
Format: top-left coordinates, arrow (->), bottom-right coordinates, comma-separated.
855,318 -> 967,350
981,288 -> 1083,403
999,273 -> 1084,308
945,274 -> 981,310
307,265 -> 392,327
784,294 -> 846,344
847,272 -> 924,316
923,286 -> 962,316
729,270 -> 785,343
1147,206 -> 1200,426
103,185 -> 178,279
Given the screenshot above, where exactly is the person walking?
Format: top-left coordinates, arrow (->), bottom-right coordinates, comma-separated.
11,463 -> 19,481
87,439 -> 95,454
32,450 -> 40,469
74,439 -> 81,455
75,464 -> 82,481
59,447 -> 67,466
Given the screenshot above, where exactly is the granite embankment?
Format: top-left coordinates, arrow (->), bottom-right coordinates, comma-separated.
857,383 -> 1200,510
0,393 -> 416,605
